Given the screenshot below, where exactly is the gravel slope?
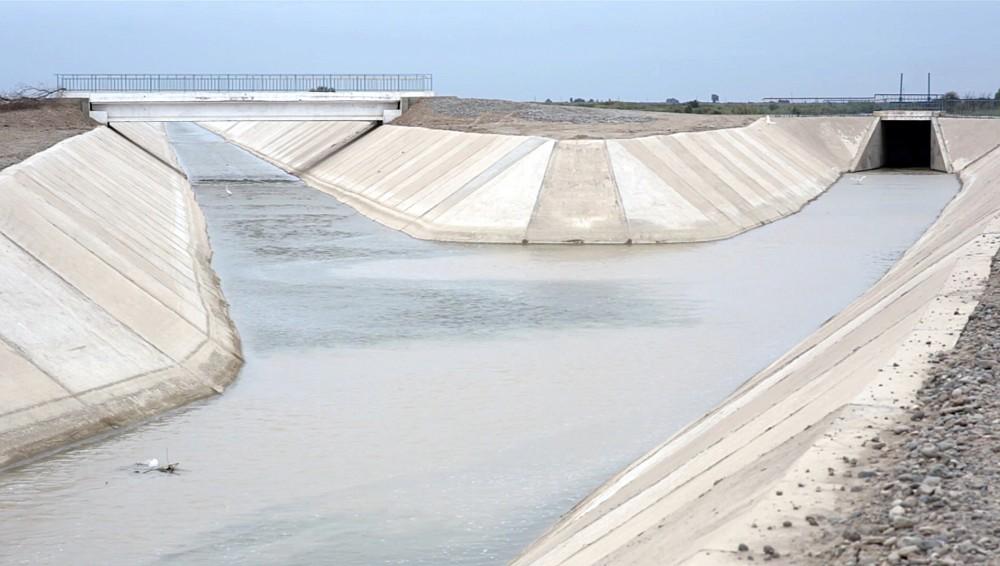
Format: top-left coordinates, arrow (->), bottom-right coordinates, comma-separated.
796,249 -> 1000,565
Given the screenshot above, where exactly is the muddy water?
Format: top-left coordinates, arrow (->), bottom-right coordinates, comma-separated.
0,123 -> 959,565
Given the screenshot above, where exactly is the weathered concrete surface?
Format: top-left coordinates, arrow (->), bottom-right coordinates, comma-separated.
511,140 -> 1000,565
204,117 -> 873,244
0,126 -> 241,469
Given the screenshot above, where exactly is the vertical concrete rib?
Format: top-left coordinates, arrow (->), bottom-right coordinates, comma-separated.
525,140 -> 628,243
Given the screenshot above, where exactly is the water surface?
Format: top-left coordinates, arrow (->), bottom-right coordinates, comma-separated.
0,123 -> 959,565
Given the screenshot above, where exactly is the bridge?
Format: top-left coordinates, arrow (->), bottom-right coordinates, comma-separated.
57,73 -> 434,123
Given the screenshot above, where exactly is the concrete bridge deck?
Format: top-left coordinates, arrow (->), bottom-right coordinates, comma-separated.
57,73 -> 434,123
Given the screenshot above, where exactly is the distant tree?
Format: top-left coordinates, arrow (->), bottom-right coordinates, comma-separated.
995,88 -> 1000,101
942,91 -> 960,101
544,98 -> 552,104
665,97 -> 680,104
711,94 -> 720,103
310,86 -> 336,92
768,102 -> 779,111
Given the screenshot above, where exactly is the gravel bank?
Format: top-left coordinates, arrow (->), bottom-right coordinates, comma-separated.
794,249 -> 1000,565
395,96 -> 754,139
0,99 -> 97,170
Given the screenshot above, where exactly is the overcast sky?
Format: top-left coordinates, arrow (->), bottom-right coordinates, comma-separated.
3,1 -> 998,102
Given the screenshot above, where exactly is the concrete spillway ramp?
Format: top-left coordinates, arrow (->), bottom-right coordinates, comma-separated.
201,117 -> 874,244
510,140 -> 1000,565
0,124 -> 241,469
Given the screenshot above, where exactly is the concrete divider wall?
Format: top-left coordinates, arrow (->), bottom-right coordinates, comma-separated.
511,142 -> 1000,565
0,126 -> 241,469
201,117 -> 874,244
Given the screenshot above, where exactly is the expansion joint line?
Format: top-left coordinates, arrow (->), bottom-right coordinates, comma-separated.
106,124 -> 187,178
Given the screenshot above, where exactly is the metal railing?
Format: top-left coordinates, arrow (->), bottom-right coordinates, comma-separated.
56,73 -> 433,93
760,93 -> 1000,115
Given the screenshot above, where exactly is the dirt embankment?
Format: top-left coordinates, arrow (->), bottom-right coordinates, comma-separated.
394,96 -> 755,139
0,98 -> 97,170
791,249 -> 1000,565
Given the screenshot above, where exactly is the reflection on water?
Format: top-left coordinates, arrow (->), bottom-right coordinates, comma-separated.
0,123 -> 958,565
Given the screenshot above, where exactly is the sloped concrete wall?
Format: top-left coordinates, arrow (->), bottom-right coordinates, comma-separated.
109,122 -> 182,169
938,117 -> 1000,171
202,117 -> 873,244
200,120 -> 375,172
0,126 -> 241,469
511,144 -> 1000,566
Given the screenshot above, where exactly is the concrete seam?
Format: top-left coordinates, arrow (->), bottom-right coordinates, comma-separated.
962,142 -> 1000,172
13,172 -> 203,299
0,225 -> 188,365
298,122 -> 379,174
603,140 -> 631,241
524,140 -> 562,243
34,207 -> 209,337
0,323 -> 77,398
417,136 -> 548,223
107,124 -> 188,178
0,362 -> 174,419
0,231 -> 175,391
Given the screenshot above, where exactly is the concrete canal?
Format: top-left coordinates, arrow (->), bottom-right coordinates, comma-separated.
0,123 -> 958,565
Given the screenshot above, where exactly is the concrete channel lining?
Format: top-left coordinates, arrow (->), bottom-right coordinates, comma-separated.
510,134 -> 1000,565
0,124 -> 241,470
202,117 -> 875,244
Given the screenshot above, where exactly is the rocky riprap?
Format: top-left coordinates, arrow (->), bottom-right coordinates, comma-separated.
802,251 -> 1000,565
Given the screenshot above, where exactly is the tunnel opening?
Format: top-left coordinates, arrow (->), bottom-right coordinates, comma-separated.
882,120 -> 932,168
854,117 -> 948,172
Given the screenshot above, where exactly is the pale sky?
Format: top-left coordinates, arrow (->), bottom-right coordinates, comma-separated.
3,1 -> 998,102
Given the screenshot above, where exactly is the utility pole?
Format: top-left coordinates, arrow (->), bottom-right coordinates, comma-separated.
927,73 -> 931,101
899,73 -> 904,103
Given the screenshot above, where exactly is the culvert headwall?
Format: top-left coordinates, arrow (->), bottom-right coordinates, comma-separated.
853,113 -> 950,172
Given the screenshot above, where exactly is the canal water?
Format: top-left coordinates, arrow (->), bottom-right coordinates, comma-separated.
0,123 -> 959,565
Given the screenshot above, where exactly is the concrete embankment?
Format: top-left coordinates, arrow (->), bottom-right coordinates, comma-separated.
510,120 -> 1000,565
201,117 -> 873,244
0,123 -> 241,469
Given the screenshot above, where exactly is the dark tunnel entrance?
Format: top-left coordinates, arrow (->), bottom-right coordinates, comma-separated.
882,120 -> 932,168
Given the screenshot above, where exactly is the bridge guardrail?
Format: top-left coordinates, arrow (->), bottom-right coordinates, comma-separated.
56,74 -> 433,93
